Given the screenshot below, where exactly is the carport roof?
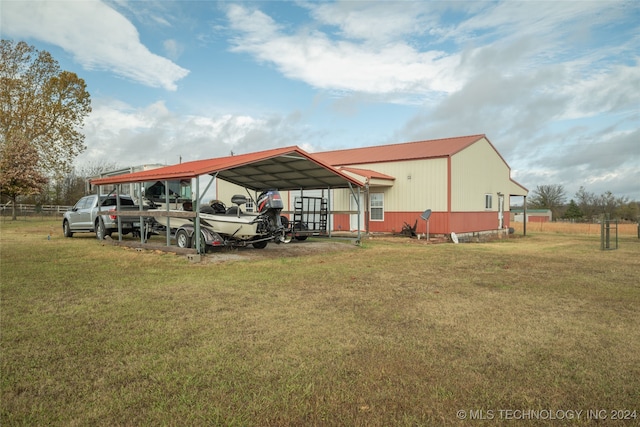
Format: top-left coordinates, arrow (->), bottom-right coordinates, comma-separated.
90,146 -> 363,191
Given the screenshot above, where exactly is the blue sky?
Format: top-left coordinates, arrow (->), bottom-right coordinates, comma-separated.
3,0 -> 639,200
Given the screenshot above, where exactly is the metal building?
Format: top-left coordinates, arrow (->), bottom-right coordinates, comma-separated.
216,134 -> 528,237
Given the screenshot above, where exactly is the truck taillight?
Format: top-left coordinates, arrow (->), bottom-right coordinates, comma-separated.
109,208 -> 117,220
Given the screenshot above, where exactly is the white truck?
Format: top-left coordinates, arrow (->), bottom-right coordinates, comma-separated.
62,194 -> 153,240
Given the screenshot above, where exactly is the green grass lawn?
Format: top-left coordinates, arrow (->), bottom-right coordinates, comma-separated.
1,219 -> 639,426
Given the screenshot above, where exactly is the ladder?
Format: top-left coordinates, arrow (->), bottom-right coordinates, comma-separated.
293,196 -> 328,234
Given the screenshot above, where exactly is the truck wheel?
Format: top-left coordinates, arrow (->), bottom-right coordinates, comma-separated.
175,229 -> 191,248
63,220 -> 73,238
96,219 -> 106,240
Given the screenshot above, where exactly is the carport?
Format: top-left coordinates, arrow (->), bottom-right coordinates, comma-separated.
90,146 -> 364,253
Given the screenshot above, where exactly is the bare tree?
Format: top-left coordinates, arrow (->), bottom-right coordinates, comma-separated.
574,186 -> 598,221
529,184 -> 566,220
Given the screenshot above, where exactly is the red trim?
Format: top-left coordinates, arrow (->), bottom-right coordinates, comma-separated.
449,212 -> 499,233
331,211 -> 506,234
367,212 -> 450,234
333,214 -> 350,231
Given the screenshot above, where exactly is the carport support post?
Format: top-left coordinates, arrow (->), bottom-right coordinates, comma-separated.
523,195 -> 527,236
198,173 -> 217,206
138,182 -> 144,243
194,176 -> 202,254
347,182 -> 362,243
116,185 -> 123,241
165,181 -> 171,247
326,187 -> 332,238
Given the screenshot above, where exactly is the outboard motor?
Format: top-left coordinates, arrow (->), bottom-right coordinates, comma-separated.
256,190 -> 289,243
257,189 -> 284,212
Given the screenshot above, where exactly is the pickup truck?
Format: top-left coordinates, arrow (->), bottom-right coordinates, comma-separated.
62,194 -> 152,240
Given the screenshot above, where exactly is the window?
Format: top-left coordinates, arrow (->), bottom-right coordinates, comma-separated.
370,193 -> 384,221
245,200 -> 254,213
75,197 -> 91,210
485,194 -> 493,210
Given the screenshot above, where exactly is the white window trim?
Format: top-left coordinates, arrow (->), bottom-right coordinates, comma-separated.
370,192 -> 384,221
485,194 -> 493,210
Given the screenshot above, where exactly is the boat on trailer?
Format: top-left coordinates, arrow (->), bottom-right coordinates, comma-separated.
165,190 -> 290,250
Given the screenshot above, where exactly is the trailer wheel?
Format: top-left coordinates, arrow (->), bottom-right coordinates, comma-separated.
293,221 -> 308,240
192,231 -> 207,253
176,229 -> 191,248
252,240 -> 268,249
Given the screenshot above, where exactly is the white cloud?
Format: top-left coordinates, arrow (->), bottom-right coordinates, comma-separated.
225,4 -> 460,96
78,100 -> 314,167
1,0 -> 189,90
306,1 -> 434,43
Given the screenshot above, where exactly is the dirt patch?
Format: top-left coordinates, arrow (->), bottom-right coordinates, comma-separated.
104,235 -> 359,263
202,239 -> 359,263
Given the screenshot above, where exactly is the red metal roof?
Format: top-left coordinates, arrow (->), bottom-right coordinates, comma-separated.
90,146 -> 363,190
338,166 -> 395,181
313,134 -> 486,166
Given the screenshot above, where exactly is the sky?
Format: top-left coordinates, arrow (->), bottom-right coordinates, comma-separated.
2,0 -> 639,201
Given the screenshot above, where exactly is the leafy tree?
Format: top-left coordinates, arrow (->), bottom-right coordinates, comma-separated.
563,199 -> 583,221
617,201 -> 639,222
0,39 -> 91,211
529,184 -> 566,220
0,133 -> 48,219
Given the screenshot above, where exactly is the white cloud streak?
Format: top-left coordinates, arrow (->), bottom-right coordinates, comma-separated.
1,0 -> 189,90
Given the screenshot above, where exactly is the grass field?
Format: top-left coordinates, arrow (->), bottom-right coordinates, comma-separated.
511,221 -> 638,236
1,219 -> 639,426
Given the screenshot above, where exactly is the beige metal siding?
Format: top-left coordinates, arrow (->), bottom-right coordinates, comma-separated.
344,159 -> 448,211
330,189 -> 354,212
450,138 -> 511,212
